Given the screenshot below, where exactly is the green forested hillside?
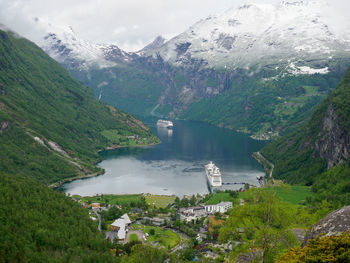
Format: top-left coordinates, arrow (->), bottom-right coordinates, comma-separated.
262,67 -> 350,206
0,29 -> 163,262
182,70 -> 344,137
0,29 -> 158,184
0,173 -> 117,262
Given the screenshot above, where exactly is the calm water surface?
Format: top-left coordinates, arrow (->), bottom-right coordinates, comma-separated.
62,119 -> 268,196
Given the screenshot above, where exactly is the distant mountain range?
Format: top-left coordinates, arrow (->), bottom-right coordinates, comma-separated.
36,1 -> 350,137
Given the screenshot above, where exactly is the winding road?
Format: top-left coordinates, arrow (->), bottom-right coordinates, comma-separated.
94,210 -> 102,231
256,151 -> 274,179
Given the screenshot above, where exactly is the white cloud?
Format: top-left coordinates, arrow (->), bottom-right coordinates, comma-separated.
0,0 -> 348,51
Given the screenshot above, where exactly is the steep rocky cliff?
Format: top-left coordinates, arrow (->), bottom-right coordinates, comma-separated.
314,105 -> 350,168
262,67 -> 350,185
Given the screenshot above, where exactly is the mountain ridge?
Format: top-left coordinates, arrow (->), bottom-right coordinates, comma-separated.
144,1 -> 350,70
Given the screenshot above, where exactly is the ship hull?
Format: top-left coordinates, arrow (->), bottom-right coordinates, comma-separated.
206,178 -> 221,193
205,161 -> 222,188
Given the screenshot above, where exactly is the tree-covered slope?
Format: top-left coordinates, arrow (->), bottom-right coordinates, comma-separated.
181,69 -> 345,138
0,172 -> 117,263
0,29 -> 158,184
262,67 -> 350,205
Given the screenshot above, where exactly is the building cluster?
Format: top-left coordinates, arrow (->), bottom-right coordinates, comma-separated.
110,213 -> 131,241
178,202 -> 233,222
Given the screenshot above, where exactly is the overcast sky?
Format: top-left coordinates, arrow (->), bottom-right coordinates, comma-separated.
0,0 -> 348,51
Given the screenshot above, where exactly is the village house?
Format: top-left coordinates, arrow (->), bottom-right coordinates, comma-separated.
178,206 -> 207,222
205,201 -> 232,214
91,202 -> 101,209
110,213 -> 131,241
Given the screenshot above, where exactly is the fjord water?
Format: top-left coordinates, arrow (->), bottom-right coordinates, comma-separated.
63,119 -> 267,196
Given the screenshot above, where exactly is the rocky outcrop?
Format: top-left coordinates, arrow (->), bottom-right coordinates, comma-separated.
0,120 -> 9,133
315,105 -> 350,168
139,36 -> 167,54
0,84 -> 5,95
303,206 -> 350,246
236,251 -> 261,263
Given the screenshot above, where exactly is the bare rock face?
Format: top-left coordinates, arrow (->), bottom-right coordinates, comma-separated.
236,251 -> 260,263
0,84 -> 5,95
303,206 -> 350,246
0,120 -> 9,133
315,104 -> 350,168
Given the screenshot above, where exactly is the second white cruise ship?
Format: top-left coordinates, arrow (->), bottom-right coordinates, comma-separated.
157,119 -> 173,129
205,161 -> 222,187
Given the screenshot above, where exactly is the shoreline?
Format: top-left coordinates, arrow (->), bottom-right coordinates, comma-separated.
51,141 -> 161,189
98,140 -> 161,153
49,170 -> 104,189
175,118 -> 275,141
252,151 -> 274,179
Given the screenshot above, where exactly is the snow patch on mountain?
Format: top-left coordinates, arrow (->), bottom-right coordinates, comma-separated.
145,1 -> 350,72
38,21 -> 133,70
288,63 -> 329,75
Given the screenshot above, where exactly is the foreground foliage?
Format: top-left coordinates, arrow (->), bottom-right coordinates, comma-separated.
219,189 -> 298,263
277,232 -> 350,263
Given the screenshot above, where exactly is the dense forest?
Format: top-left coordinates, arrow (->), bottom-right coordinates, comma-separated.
0,173 -> 117,262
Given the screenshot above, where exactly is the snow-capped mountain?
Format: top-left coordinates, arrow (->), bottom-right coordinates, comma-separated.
144,1 -> 350,71
138,35 -> 167,54
40,22 -> 134,70
33,1 -> 350,138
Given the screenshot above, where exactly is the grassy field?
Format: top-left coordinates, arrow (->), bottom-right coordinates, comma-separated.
303,85 -> 319,95
145,194 -> 176,208
239,185 -> 315,205
265,185 -> 315,205
129,233 -> 138,242
73,194 -> 143,206
205,192 -> 234,205
133,224 -> 180,249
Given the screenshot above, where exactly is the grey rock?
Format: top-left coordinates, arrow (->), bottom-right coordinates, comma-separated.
0,121 -> 10,133
0,84 -> 5,95
140,36 -> 167,54
236,251 -> 260,263
315,105 -> 350,168
292,228 -> 307,243
303,205 -> 350,246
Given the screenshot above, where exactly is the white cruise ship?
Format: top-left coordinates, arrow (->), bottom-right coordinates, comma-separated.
157,119 -> 173,129
205,161 -> 222,187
